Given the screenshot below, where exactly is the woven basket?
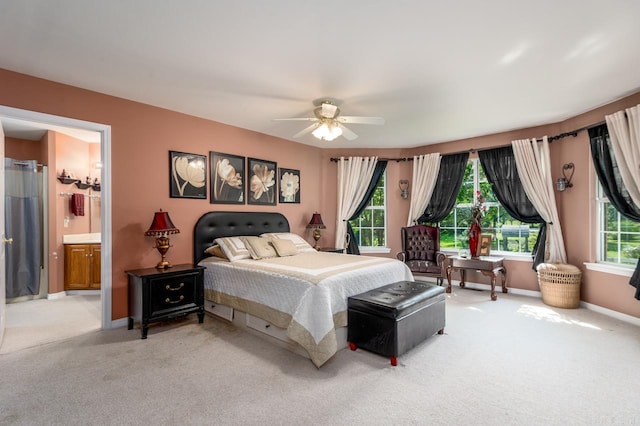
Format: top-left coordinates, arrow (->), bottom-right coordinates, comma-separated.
536,263 -> 582,308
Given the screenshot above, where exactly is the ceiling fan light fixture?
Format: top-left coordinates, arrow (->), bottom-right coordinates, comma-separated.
312,121 -> 342,141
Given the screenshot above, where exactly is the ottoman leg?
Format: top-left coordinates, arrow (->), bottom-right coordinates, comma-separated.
438,328 -> 444,335
390,356 -> 397,366
349,342 -> 357,351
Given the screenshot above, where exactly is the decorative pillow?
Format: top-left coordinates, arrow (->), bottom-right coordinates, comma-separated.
261,232 -> 316,253
270,238 -> 298,257
241,236 -> 278,260
204,244 -> 227,259
214,237 -> 251,262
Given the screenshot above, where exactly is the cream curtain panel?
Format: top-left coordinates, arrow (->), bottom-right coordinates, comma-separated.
406,154 -> 441,226
605,105 -> 640,209
512,136 -> 567,264
335,156 -> 378,249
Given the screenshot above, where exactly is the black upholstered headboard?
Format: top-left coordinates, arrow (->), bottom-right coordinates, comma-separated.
193,211 -> 290,265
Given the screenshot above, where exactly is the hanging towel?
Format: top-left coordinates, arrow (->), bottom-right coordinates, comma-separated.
70,193 -> 85,216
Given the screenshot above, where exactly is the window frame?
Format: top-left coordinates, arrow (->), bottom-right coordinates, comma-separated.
595,180 -> 639,269
349,171 -> 389,253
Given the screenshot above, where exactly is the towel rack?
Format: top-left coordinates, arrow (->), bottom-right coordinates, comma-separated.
59,192 -> 100,199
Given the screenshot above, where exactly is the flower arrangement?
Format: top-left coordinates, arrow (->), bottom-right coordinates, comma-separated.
471,191 -> 485,225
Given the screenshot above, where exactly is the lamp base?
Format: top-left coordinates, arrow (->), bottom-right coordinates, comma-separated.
156,259 -> 173,269
313,229 -> 321,250
154,236 -> 173,269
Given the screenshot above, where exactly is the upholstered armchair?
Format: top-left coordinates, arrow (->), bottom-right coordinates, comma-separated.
397,225 -> 446,286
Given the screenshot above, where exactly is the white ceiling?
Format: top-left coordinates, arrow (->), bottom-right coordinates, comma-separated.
1,1 -> 640,148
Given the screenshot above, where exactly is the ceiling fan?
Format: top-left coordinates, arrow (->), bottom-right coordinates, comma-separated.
273,100 -> 384,141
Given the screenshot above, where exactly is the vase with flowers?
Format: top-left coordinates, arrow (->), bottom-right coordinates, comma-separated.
469,191 -> 485,258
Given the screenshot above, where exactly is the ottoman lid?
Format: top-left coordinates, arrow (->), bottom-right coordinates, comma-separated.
348,281 -> 445,319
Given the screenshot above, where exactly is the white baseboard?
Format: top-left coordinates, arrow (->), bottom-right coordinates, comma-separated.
65,290 -> 100,296
47,291 -> 66,300
451,279 -> 640,327
579,300 -> 640,327
110,317 -> 129,329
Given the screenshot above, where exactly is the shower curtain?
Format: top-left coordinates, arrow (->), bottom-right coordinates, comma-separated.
5,158 -> 41,298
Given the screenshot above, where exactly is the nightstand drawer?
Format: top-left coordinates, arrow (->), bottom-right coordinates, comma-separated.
149,273 -> 198,316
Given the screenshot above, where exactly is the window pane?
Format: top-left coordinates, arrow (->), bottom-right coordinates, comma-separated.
372,209 -> 384,227
373,229 -> 385,246
361,229 -> 373,246
349,171 -> 387,248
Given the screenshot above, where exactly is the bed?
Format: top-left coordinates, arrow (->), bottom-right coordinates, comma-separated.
193,211 -> 414,367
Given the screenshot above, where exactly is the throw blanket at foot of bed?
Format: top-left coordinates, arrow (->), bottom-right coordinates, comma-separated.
201,252 -> 414,367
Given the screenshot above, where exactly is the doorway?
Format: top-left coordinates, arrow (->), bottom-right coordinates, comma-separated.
0,105 -> 112,351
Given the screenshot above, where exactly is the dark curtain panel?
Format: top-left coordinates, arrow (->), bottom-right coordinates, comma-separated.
589,124 -> 640,300
418,152 -> 469,224
478,147 -> 546,269
346,161 -> 388,255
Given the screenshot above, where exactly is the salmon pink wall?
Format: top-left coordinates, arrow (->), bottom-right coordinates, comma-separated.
0,68 -> 324,320
1,67 -> 639,321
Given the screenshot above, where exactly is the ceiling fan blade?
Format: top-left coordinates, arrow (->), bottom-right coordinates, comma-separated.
338,123 -> 358,141
337,116 -> 385,125
321,102 -> 338,118
273,117 -> 319,122
293,123 -> 319,138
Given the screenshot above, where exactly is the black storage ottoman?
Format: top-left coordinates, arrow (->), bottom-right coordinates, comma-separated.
347,281 -> 445,366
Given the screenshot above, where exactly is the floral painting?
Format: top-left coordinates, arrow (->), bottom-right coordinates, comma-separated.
169,151 -> 206,199
210,152 -> 245,204
248,158 -> 277,205
279,168 -> 300,203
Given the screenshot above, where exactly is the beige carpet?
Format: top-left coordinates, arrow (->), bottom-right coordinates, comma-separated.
0,294 -> 101,354
0,288 -> 638,425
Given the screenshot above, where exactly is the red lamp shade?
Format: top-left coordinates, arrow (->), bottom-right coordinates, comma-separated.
145,209 -> 180,237
306,212 -> 326,229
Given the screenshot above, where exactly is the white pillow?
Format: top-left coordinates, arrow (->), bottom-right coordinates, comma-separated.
204,244 -> 227,259
270,238 -> 298,257
214,237 -> 251,262
241,236 -> 278,260
261,232 -> 316,253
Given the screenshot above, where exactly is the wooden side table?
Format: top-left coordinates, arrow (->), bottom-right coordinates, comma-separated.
446,256 -> 507,301
127,264 -> 205,338
318,247 -> 345,254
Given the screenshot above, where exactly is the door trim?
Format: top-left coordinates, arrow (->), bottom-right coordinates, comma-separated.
0,105 -> 113,330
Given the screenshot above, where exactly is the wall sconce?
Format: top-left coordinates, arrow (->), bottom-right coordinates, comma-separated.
145,209 -> 180,269
556,163 -> 574,192
399,179 -> 409,199
306,212 -> 326,249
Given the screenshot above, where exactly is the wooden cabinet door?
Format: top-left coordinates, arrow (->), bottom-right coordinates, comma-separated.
64,245 -> 90,290
90,244 -> 101,289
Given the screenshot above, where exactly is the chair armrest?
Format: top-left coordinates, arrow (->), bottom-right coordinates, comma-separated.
396,252 -> 406,262
435,251 -> 446,266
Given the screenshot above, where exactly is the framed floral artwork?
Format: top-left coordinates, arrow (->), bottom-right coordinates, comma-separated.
169,151 -> 207,199
279,168 -> 300,203
209,151 -> 245,204
248,157 -> 277,205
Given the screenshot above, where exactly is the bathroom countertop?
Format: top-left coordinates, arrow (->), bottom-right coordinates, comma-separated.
63,233 -> 101,244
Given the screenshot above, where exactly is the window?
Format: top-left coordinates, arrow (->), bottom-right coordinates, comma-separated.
349,173 -> 386,248
439,159 -> 540,255
596,182 -> 640,266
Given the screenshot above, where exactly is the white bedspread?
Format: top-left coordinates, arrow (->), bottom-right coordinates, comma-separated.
200,252 -> 413,366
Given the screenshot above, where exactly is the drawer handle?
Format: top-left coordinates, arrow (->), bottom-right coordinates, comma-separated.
165,282 -> 185,291
165,295 -> 185,304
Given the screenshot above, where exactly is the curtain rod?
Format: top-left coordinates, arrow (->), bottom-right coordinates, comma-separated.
12,160 -> 45,167
329,121 -> 605,161
330,157 -> 412,162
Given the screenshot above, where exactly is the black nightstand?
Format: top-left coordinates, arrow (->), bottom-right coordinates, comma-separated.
126,264 -> 205,339
318,247 -> 345,254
